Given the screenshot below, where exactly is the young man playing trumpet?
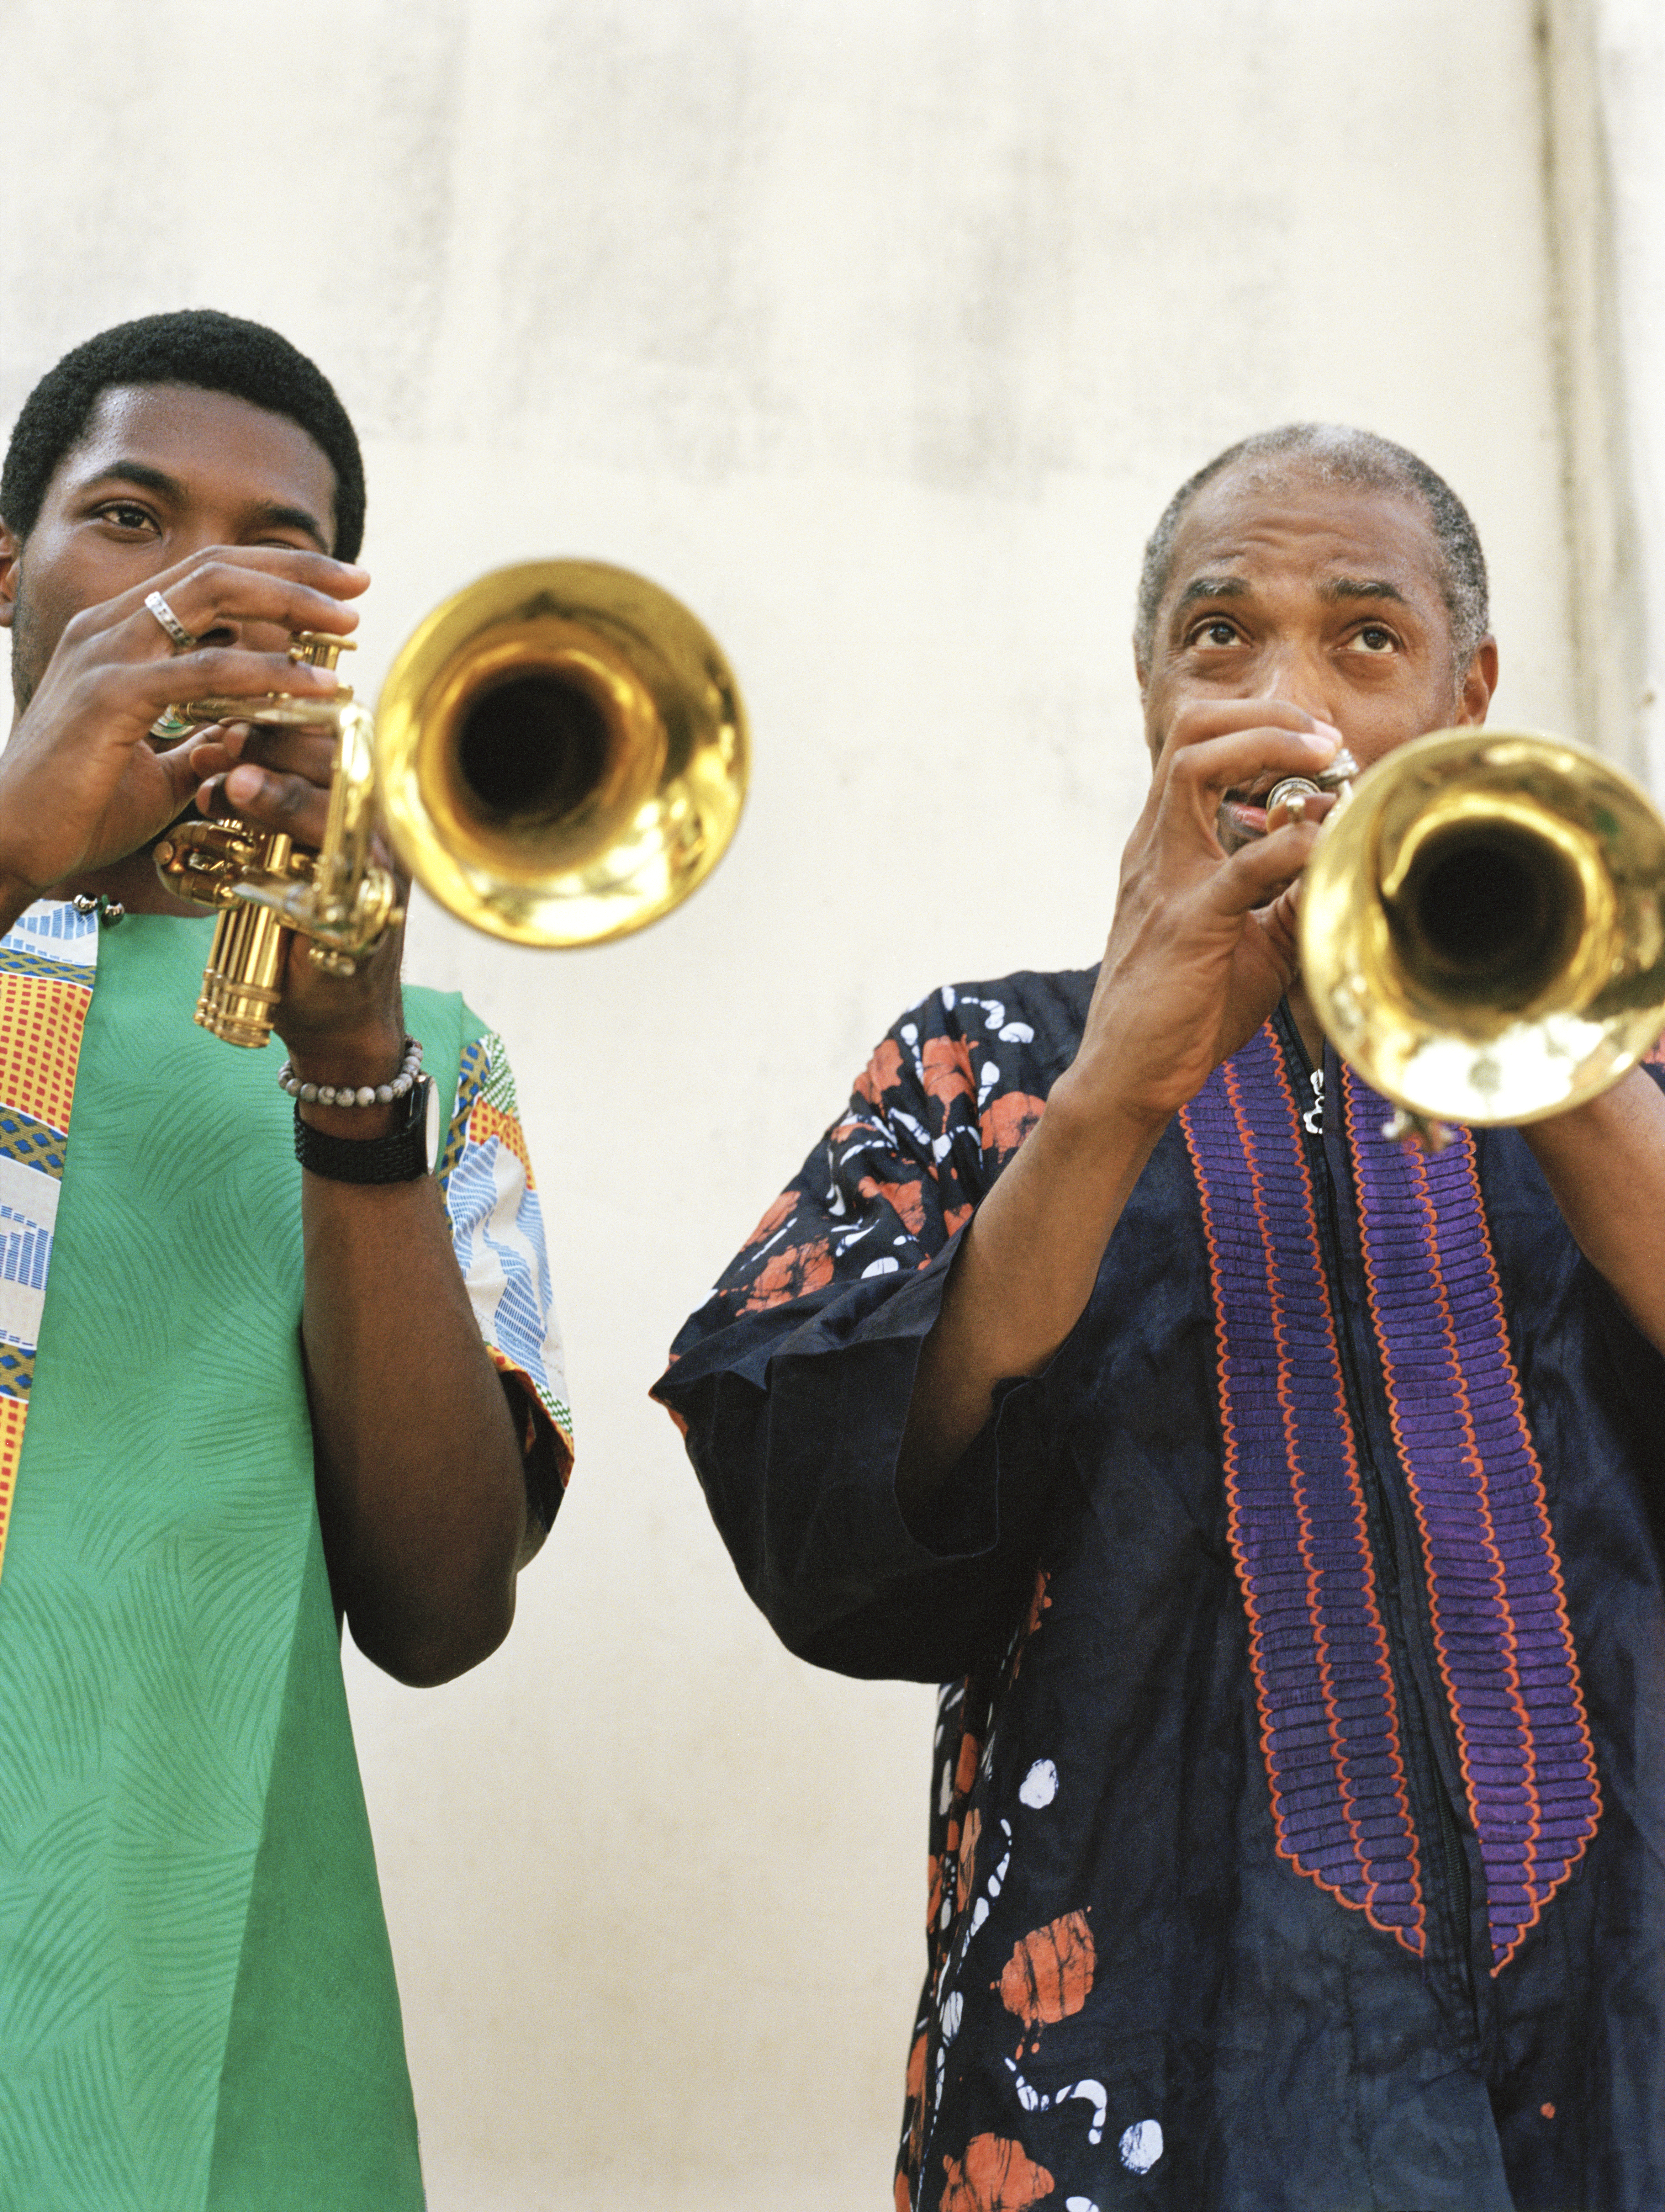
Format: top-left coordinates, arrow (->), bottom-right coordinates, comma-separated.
659,426 -> 1665,2210
0,310 -> 570,2206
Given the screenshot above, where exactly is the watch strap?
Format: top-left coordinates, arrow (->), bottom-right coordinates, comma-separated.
294,1076 -> 431,1185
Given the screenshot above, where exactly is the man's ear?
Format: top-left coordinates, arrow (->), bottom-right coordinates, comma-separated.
0,521 -> 19,634
1456,635 -> 1498,726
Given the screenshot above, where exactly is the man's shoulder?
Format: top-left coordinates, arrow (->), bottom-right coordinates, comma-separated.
844,966 -> 1096,1151
902,965 -> 1096,1048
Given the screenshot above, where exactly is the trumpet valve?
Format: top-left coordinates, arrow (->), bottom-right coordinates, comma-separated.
1266,747 -> 1359,825
1265,776 -> 1321,823
289,631 -> 357,676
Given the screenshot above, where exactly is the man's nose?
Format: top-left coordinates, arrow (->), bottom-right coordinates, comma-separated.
1250,643 -> 1337,726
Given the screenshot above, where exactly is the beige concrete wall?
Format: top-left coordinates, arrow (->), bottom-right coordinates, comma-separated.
1,2 -> 1592,2204
1592,0 -> 1665,791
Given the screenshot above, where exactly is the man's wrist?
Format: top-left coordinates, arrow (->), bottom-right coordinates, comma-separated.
285,1024 -> 409,1141
1043,1062 -> 1171,1172
295,1076 -> 431,1186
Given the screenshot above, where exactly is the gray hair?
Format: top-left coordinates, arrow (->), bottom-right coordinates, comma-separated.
1134,423 -> 1490,678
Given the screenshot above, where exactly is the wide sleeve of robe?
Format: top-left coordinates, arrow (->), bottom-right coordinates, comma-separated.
653,969 -> 1093,1680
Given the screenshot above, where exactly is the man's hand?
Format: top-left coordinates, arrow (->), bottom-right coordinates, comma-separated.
1055,698 -> 1340,1149
188,715 -> 411,1083
0,545 -> 365,924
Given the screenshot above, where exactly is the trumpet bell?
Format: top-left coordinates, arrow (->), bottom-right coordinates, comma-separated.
1300,728 -> 1665,1126
375,560 -> 748,948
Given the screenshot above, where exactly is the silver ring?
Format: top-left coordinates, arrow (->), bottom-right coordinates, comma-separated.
143,589 -> 196,651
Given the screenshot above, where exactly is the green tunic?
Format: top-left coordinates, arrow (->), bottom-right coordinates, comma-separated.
0,913 -> 479,2209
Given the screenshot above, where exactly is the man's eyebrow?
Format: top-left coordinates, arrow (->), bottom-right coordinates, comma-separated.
77,460 -> 185,501
244,500 -> 331,550
75,462 -> 331,550
1172,574 -> 1250,617
1320,576 -> 1412,607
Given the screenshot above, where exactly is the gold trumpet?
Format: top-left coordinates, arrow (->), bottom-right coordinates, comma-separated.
153,561 -> 750,1047
1286,728 -> 1665,1141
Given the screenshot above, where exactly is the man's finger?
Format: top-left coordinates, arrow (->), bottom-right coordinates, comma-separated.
140,558 -> 364,649
1159,697 -> 1343,761
122,644 -> 343,711
1163,726 -> 1340,814
132,545 -> 368,616
193,726 -> 338,790
221,766 -> 331,846
182,723 -> 250,782
232,726 -> 339,788
1264,786 -> 1340,835
1255,883 -> 1304,968
1208,819 -> 1324,917
156,733 -> 212,818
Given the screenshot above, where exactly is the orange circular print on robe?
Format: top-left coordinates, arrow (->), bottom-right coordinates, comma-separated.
940,2132 -> 1055,2211
997,1910 -> 1095,2032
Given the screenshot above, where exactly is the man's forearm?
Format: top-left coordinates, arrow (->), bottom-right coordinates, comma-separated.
894,1077 -> 1164,1529
892,706 -> 1334,1532
300,1162 -> 529,1687
255,935 -> 535,1687
1521,1067 -> 1665,1355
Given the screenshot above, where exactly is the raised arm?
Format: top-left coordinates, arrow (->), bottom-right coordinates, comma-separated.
195,724 -> 542,1686
0,539 -> 544,1685
1520,1066 -> 1665,1357
656,698 -> 1342,1676
894,700 -> 1341,1525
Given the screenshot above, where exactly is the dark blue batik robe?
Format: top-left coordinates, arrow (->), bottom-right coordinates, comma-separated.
655,970 -> 1665,2212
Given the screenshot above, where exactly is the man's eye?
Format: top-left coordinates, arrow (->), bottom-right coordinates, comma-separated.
1352,625 -> 1397,653
1192,619 -> 1241,648
96,502 -> 156,532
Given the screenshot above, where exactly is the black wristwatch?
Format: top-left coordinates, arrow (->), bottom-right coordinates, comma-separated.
293,1077 -> 431,1186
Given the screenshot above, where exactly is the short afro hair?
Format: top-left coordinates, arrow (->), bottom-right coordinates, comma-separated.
1,308 -> 365,560
1135,423 -> 1488,680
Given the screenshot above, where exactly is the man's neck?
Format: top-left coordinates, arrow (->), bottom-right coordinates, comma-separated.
1285,977 -> 1327,1067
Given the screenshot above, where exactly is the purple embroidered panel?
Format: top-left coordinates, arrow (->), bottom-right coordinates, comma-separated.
1341,1065 -> 1602,1973
1181,1027 -> 1427,1955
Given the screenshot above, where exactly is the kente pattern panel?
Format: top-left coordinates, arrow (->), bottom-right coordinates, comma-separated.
0,901 -> 98,1580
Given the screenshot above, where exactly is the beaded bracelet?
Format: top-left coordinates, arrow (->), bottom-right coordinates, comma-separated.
277,1034 -> 424,1110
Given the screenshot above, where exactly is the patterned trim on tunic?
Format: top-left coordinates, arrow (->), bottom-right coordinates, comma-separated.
438,1030 -> 573,1477
0,903 -> 100,1579
1183,1023 -> 1600,1973
1342,1064 -> 1600,1973
1181,1027 -> 1427,1956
